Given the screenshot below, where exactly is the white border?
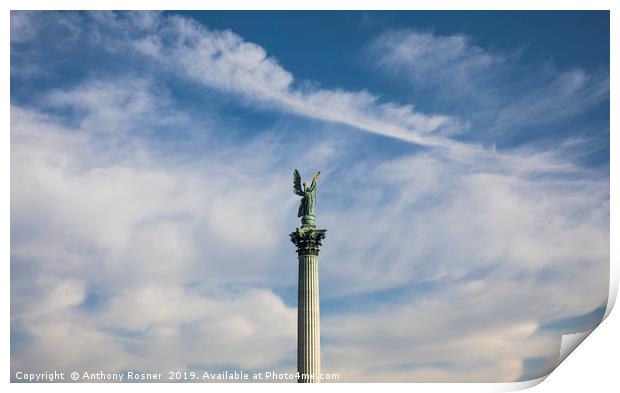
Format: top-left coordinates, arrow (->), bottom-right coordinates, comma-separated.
3,1 -> 617,392
1,0 -> 616,11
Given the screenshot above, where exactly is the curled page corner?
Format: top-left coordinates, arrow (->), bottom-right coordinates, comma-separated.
539,262 -> 619,383
553,268 -> 618,369
513,273 -> 618,390
503,330 -> 595,392
549,299 -> 614,376
558,329 -> 595,365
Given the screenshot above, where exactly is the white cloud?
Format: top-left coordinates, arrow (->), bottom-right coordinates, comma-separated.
312,148 -> 607,381
368,29 -> 609,137
12,281 -> 296,374
11,11 -> 82,43
323,294 -> 556,382
11,88 -> 300,376
369,30 -> 501,94
44,80 -> 179,134
319,150 -> 608,303
10,11 -> 38,42
10,90 -> 300,290
125,14 -> 469,149
495,68 -> 609,130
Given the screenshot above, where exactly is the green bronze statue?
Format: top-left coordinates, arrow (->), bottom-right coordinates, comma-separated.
293,169 -> 320,226
291,169 -> 326,255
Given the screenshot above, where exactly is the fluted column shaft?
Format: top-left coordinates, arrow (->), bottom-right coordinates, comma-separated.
290,225 -> 325,383
297,254 -> 320,383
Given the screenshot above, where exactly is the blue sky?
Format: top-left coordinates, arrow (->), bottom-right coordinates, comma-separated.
10,11 -> 609,382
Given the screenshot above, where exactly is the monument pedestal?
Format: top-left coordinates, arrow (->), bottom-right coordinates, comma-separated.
290,223 -> 326,383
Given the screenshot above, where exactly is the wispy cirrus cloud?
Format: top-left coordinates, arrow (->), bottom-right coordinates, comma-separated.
495,68 -> 609,130
12,12 -> 468,149
368,29 -> 609,144
368,29 -> 503,95
131,15 -> 468,148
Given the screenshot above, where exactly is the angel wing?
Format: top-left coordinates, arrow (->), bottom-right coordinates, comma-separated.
293,169 -> 304,196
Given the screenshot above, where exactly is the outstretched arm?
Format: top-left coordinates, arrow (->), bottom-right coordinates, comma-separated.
308,171 -> 320,192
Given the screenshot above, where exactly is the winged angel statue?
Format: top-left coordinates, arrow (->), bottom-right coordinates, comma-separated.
293,169 -> 320,221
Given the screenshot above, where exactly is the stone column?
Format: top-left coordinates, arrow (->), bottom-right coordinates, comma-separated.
291,224 -> 326,383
